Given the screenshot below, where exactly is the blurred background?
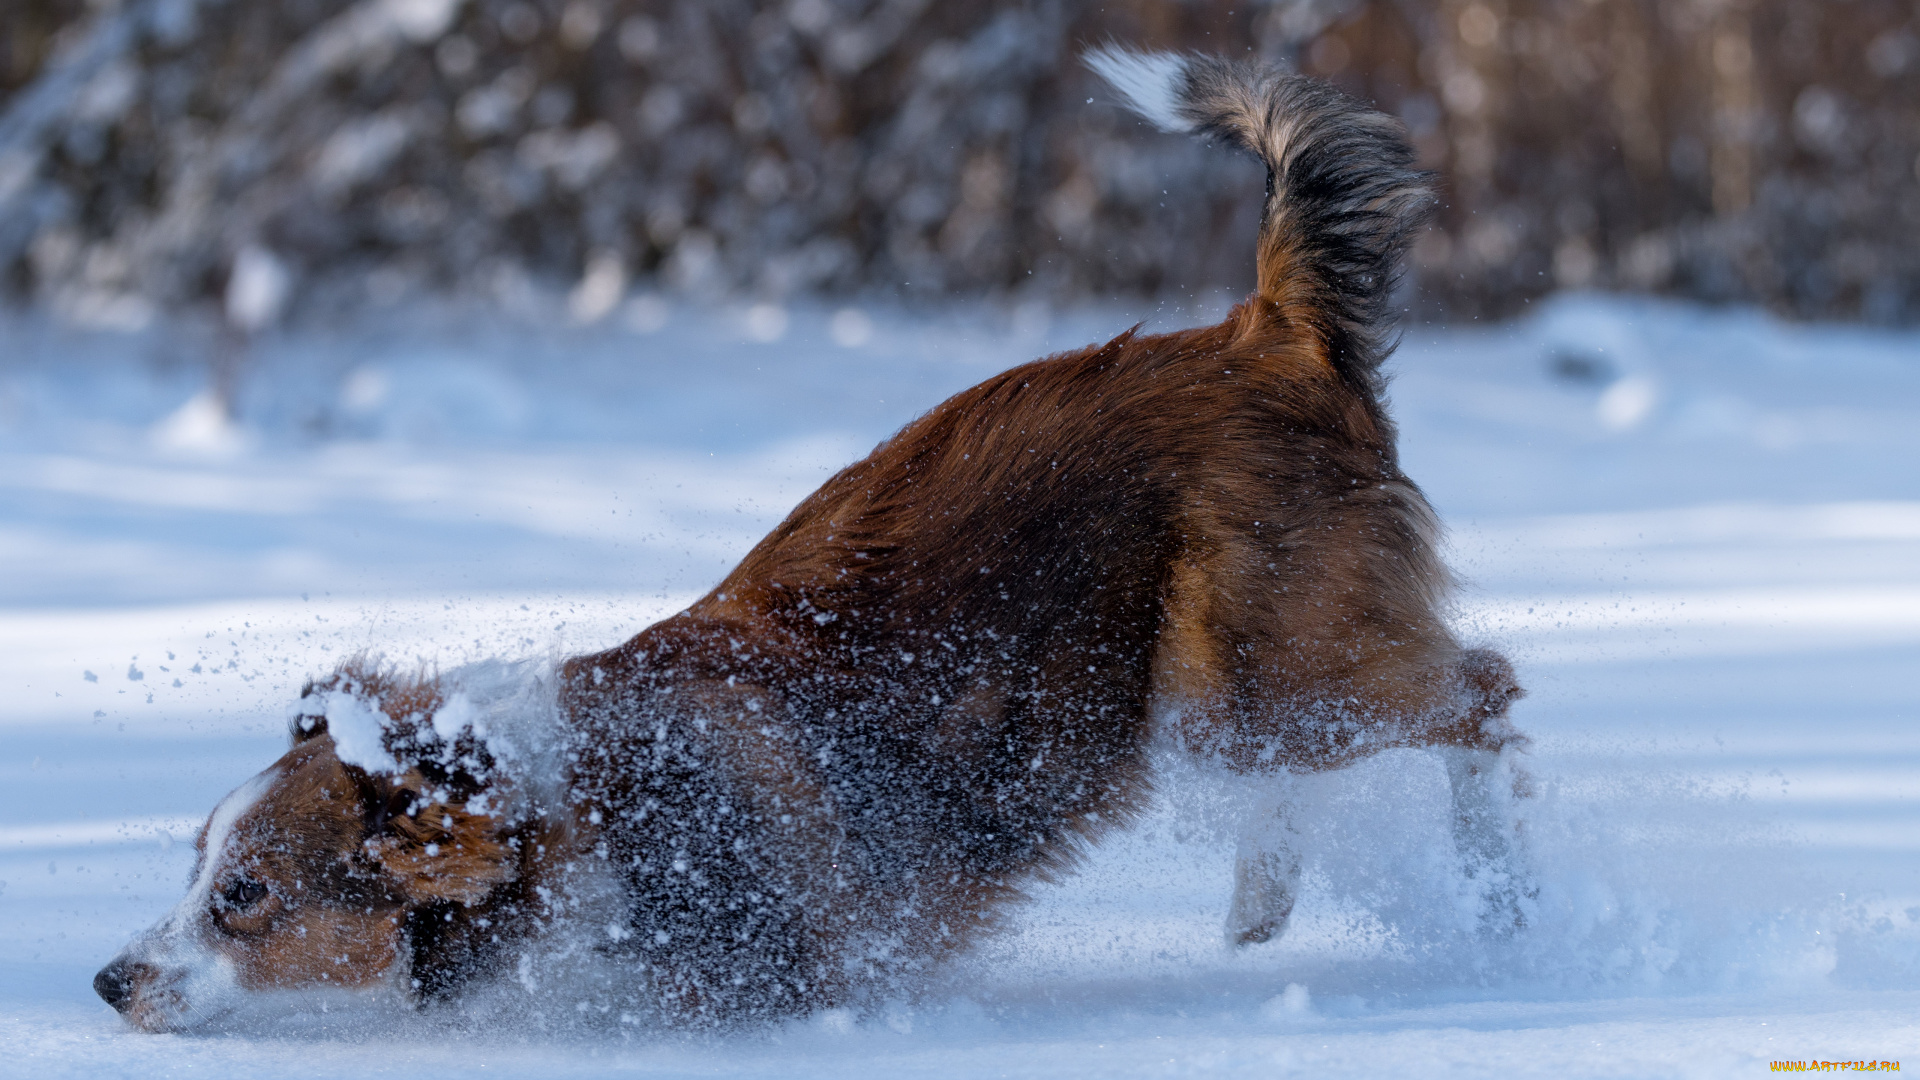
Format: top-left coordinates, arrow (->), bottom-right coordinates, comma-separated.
4,0 -> 1918,353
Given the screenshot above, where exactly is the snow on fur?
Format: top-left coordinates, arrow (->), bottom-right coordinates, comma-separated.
289,658 -> 561,797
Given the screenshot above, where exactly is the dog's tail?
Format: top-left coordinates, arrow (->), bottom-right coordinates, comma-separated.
1086,46 -> 1435,389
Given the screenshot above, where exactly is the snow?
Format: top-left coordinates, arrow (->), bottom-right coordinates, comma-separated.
288,657 -> 554,781
299,686 -> 401,775
225,246 -> 293,333
2,293 -> 1918,1076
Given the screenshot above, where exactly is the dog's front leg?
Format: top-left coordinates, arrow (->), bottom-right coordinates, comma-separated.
1226,781 -> 1303,947
1438,745 -> 1534,933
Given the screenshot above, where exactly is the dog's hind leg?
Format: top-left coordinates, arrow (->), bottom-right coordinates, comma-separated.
1438,745 -> 1535,933
1226,778 -> 1304,947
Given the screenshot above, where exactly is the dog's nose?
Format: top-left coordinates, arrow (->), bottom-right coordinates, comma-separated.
94,958 -> 146,1012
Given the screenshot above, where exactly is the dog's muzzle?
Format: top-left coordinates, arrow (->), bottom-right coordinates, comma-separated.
94,956 -> 149,1013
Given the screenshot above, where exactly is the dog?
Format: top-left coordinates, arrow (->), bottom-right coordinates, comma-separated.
95,47 -> 1529,1032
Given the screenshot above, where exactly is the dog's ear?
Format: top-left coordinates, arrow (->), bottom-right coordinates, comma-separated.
361,772 -> 517,905
296,661 -> 517,904
290,679 -> 331,745
290,659 -> 392,747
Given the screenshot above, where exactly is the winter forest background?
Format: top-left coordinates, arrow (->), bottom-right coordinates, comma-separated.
4,0 -> 1920,350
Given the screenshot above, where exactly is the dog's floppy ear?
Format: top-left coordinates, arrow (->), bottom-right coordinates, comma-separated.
360,771 -> 517,906
291,677 -> 331,744
295,660 -> 518,904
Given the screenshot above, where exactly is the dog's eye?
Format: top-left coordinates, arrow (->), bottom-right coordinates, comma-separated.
220,878 -> 269,909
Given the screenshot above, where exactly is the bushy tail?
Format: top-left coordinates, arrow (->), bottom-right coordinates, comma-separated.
1086,46 -> 1435,388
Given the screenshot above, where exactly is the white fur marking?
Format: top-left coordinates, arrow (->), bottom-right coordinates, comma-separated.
179,769 -> 277,916
1085,46 -> 1193,133
118,768 -> 277,1030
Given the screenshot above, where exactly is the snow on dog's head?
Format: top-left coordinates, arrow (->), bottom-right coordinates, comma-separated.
95,659 -> 553,1032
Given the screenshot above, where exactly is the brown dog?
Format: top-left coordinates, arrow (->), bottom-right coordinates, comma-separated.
95,48 -> 1527,1031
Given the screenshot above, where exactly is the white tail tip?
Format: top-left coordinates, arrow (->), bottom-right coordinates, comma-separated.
1084,46 -> 1193,133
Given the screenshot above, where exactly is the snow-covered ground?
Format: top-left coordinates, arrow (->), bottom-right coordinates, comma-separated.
2,294 -> 1917,1077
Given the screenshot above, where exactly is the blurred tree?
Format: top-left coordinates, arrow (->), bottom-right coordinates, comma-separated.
1326,0 -> 1920,323
0,0 -> 1915,331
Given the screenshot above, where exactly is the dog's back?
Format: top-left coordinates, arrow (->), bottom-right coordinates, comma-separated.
556,51 -> 1519,1023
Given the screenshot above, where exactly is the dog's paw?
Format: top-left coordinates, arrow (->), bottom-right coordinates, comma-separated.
1230,919 -> 1281,948
1226,849 -> 1299,948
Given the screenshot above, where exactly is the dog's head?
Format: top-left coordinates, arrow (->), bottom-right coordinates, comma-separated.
95,670 -> 519,1032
